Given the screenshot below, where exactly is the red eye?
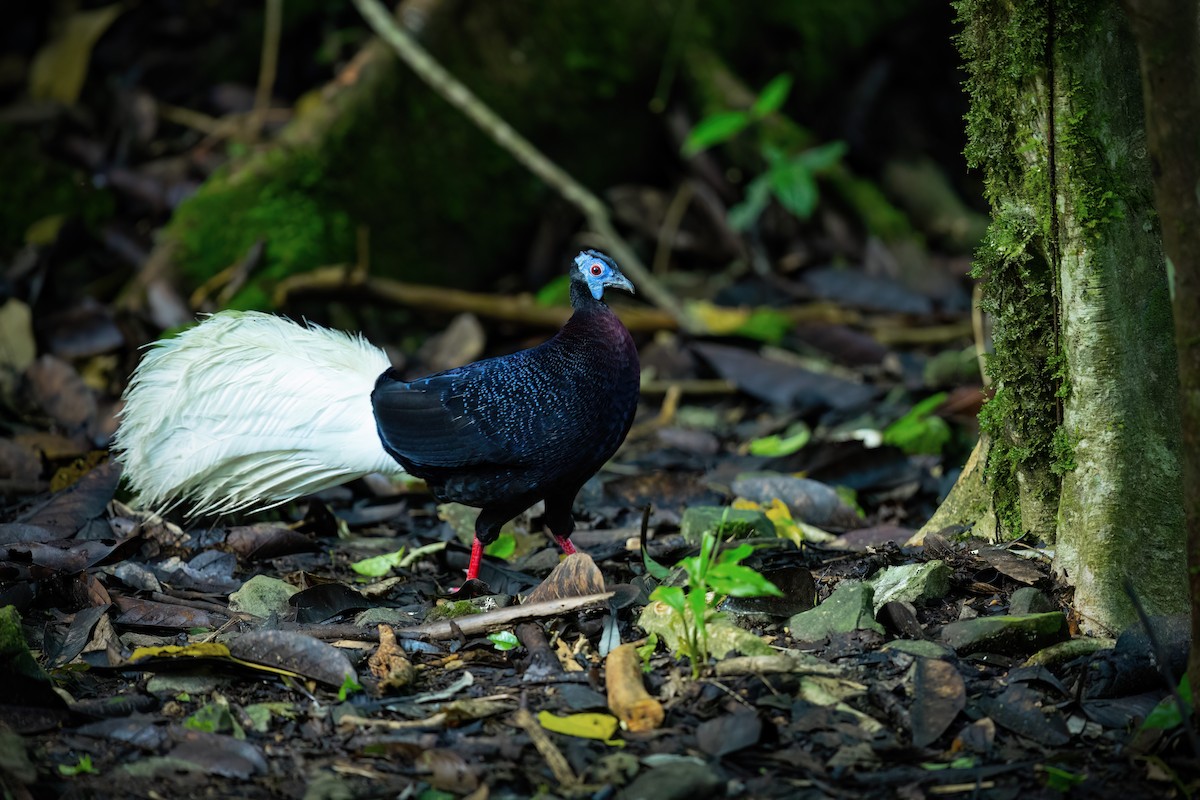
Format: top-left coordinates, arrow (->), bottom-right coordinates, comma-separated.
590,263 -> 604,276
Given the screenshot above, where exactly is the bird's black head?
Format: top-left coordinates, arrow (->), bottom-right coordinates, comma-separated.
572,250 -> 635,301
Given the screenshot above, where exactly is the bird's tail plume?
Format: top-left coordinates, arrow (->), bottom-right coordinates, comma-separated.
113,311 -> 402,515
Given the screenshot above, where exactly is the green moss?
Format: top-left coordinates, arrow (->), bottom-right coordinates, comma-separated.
970,207 -> 1060,539
979,392 -> 1023,535
1050,426 -> 1077,476
426,600 -> 483,621
167,147 -> 355,309
956,0 -> 1050,205
165,1 -> 675,302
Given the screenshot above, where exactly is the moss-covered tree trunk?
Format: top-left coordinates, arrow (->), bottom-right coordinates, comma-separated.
949,0 -> 1186,633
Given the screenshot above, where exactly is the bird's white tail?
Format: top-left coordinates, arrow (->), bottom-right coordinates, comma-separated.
113,311 -> 403,515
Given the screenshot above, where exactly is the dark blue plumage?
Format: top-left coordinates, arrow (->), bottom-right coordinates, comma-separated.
370,250 -> 640,581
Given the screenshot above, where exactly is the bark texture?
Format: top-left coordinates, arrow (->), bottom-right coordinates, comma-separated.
1121,0 -> 1200,686
955,0 -> 1186,632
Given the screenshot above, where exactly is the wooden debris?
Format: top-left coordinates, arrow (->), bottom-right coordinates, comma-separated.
713,652 -> 845,677
604,643 -> 664,732
368,623 -> 416,692
515,622 -> 563,681
511,707 -> 577,788
402,591 -> 614,640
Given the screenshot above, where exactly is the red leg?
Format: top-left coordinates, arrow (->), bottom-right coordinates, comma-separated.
465,536 -> 484,581
551,532 -> 576,555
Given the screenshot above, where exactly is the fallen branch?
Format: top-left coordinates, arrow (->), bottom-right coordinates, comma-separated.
403,591 -> 614,641
276,264 -> 974,344
274,266 -> 675,332
713,652 -> 846,678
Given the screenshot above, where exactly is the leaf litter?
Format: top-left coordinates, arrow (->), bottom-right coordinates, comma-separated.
0,5 -> 1195,797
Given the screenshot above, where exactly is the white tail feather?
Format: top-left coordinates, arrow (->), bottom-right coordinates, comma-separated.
113,311 -> 403,515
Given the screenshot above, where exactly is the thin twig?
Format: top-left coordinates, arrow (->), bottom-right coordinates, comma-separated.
972,281 -> 990,387
349,0 -> 697,331
249,0 -> 283,141
511,706 -> 578,788
652,181 -> 695,275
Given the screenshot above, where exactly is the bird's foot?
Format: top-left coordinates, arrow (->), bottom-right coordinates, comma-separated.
551,532 -> 576,555
465,537 -> 484,581
448,538 -> 487,594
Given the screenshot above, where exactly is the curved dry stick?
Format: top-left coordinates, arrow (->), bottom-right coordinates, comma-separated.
350,0 -> 698,332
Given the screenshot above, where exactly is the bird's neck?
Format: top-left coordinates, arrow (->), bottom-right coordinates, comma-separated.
569,280 -> 606,312
560,280 -> 631,351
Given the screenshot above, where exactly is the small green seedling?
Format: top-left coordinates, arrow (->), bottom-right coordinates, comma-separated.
58,755 -> 97,776
645,511 -> 781,678
636,633 -> 659,672
488,630 -> 520,651
682,74 -> 846,229
337,674 -> 363,702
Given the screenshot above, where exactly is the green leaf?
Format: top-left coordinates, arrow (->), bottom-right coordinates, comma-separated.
798,140 -> 848,172
641,542 -> 673,580
733,308 -> 793,344
882,392 -> 952,455
686,588 -> 709,671
337,673 -> 363,702
751,74 -> 793,117
1042,765 -> 1087,791
636,633 -> 658,671
705,562 -> 783,598
728,174 -> 773,230
748,422 -> 811,456
535,274 -> 571,307
1142,675 -> 1191,730
58,755 -> 97,776
715,543 -> 756,566
683,111 -> 751,155
485,533 -> 516,559
677,553 -> 704,588
350,548 -> 406,577
650,585 -> 686,616
488,630 -> 520,651
769,158 -> 819,219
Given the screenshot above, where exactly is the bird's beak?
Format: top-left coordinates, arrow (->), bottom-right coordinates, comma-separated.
608,274 -> 635,295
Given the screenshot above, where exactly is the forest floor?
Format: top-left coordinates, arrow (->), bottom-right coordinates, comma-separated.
4,244 -> 1196,799
2,2 -> 1198,799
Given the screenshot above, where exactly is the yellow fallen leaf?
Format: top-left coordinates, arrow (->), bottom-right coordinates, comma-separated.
129,643 -> 232,660
734,497 -> 810,545
536,711 -> 623,745
685,300 -> 750,335
30,4 -> 125,105
127,642 -> 304,679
